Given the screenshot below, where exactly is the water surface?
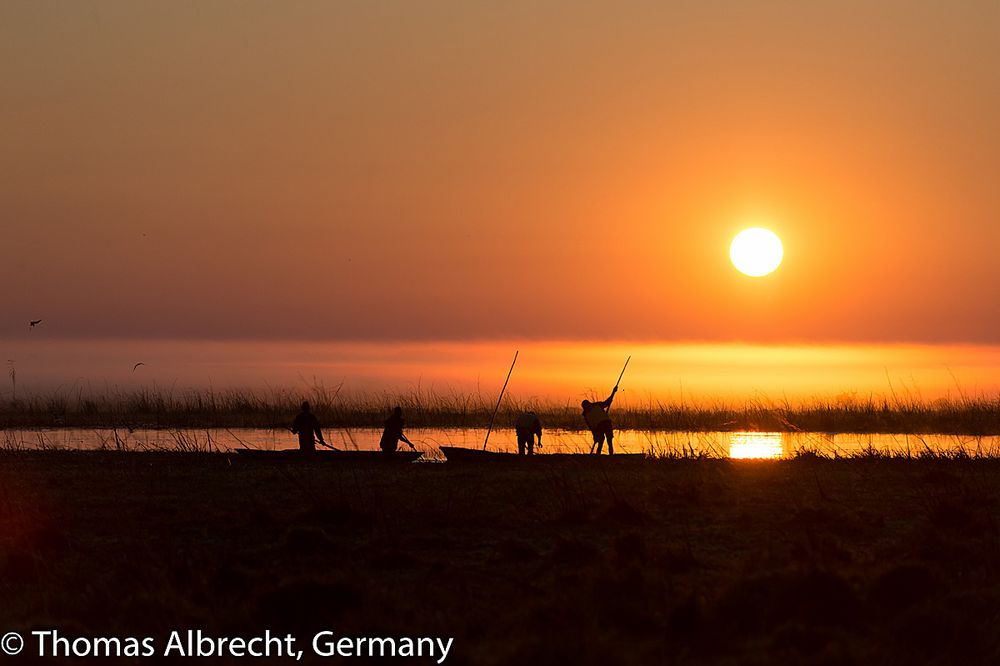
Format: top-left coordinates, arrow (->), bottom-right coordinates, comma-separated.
5,428 -> 999,459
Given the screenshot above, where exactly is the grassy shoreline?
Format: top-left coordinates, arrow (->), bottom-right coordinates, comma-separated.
4,386 -> 1000,435
2,451 -> 1000,664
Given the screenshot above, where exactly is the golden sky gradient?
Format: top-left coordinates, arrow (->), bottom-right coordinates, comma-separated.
5,339 -> 1000,403
2,2 -> 999,398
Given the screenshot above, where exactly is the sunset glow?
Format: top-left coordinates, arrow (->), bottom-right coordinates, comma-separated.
2,2 -> 999,351
729,432 -> 784,459
4,4 -> 999,663
6,339 -> 1000,405
0,2 -> 997,402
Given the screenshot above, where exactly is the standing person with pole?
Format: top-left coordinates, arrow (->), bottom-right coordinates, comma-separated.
380,406 -> 416,454
291,401 -> 326,453
582,356 -> 630,456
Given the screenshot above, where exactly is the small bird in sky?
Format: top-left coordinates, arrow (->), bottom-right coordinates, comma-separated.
132,362 -> 145,373
29,319 -> 42,330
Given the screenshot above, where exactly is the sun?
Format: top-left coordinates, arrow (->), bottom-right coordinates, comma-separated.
730,228 -> 783,277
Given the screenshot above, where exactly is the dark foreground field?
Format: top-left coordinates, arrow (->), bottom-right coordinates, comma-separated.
3,452 -> 1000,664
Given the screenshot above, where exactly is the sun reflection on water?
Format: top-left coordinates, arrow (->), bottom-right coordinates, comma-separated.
729,432 -> 784,459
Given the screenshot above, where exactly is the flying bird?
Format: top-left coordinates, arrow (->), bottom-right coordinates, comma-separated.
132,362 -> 145,373
29,319 -> 42,329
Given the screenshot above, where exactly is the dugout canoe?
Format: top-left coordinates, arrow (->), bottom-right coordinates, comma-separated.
439,446 -> 647,462
234,449 -> 423,463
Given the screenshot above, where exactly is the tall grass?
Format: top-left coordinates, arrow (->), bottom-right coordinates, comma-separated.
4,384 -> 1000,434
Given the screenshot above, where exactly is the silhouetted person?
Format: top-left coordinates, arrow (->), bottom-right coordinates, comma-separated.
582,386 -> 617,455
380,406 -> 415,453
291,401 -> 325,452
514,411 -> 542,455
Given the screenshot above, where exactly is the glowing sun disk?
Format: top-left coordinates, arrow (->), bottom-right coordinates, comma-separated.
730,228 -> 783,277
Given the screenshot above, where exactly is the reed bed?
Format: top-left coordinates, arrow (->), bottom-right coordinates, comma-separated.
3,385 -> 1000,435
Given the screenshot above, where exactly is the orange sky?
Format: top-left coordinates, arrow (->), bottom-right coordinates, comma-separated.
5,338 -> 1000,404
2,2 -> 998,350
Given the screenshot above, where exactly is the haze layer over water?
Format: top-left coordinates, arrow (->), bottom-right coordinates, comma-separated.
4,340 -> 1000,404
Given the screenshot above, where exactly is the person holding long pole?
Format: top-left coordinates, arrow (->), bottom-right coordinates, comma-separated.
291,400 -> 327,452
583,357 -> 630,456
380,406 -> 416,454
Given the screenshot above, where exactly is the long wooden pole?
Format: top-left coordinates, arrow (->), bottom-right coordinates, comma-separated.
614,356 -> 631,392
483,350 -> 518,450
